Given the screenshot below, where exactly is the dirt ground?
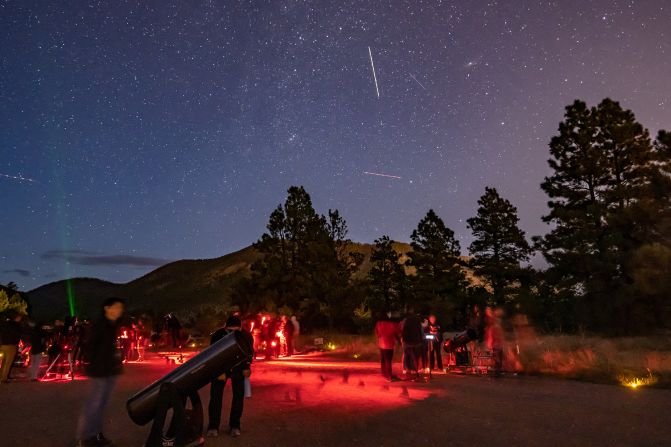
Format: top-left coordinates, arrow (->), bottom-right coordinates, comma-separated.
1,353 -> 669,447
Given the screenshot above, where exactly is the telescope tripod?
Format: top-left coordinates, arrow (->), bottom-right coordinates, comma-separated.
44,350 -> 74,380
426,338 -> 433,382
144,382 -> 204,447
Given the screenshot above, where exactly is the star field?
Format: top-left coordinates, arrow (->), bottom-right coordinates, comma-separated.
1,1 -> 670,289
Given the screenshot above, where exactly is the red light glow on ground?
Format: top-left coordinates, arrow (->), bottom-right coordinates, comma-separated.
254,357 -> 443,414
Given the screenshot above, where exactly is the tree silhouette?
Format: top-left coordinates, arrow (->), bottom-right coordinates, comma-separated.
536,98 -> 669,333
467,187 -> 531,306
368,236 -> 408,312
408,209 -> 466,314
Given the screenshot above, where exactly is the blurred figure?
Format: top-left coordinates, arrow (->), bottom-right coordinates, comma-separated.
401,308 -> 423,380
75,319 -> 92,366
166,313 -> 182,349
75,297 -> 125,447
420,316 -> 430,373
135,319 -> 149,362
485,306 -> 504,376
206,316 -> 254,438
290,315 -> 300,337
0,312 -> 24,383
29,320 -> 47,381
263,316 -> 277,360
290,314 -> 300,353
468,304 -> 484,341
375,312 -> 399,381
118,324 -> 133,363
427,314 -> 443,372
250,315 -> 263,359
282,315 -> 294,357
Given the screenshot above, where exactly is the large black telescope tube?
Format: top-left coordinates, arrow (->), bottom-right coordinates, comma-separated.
127,331 -> 252,426
442,328 -> 477,353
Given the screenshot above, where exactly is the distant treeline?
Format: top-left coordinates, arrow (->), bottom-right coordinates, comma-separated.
231,98 -> 671,336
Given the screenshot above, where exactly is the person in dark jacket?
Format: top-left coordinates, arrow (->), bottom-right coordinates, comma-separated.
263,316 -> 277,360
166,313 -> 182,348
206,316 -> 254,438
282,315 -> 295,357
427,314 -> 443,371
0,312 -> 24,383
75,297 -> 124,447
401,309 -> 423,380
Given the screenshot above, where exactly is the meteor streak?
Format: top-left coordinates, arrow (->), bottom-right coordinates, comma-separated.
363,171 -> 401,180
368,46 -> 380,98
409,73 -> 426,90
0,173 -> 36,183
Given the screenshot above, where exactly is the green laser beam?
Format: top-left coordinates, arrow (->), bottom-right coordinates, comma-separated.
66,279 -> 76,317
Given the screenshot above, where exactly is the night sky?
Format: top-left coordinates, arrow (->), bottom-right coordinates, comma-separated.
1,1 -> 670,290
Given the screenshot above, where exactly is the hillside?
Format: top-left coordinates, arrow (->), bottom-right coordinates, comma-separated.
28,242 -> 478,320
27,278 -> 122,320
28,246 -> 260,319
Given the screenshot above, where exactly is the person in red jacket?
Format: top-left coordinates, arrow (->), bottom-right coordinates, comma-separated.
374,312 -> 399,381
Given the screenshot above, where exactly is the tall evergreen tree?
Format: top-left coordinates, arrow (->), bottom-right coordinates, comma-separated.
245,186 -> 330,311
650,130 -> 671,239
408,209 -> 466,306
314,209 -> 364,328
467,187 -> 531,306
234,186 -> 361,329
368,236 -> 407,312
536,99 -> 667,333
626,130 -> 671,329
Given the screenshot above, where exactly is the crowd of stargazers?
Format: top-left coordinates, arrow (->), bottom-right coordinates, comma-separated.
0,299 -> 301,446
375,305 -> 505,382
0,298 -> 506,447
0,310 -> 186,384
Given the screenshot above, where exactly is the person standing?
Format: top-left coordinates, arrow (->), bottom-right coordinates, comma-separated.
374,312 -> 399,381
420,316 -> 430,373
400,308 -> 423,380
0,311 -> 24,383
75,297 -> 125,447
427,314 -> 443,372
290,315 -> 300,337
263,316 -> 277,360
166,313 -> 182,349
207,316 -> 254,438
29,320 -> 47,381
485,306 -> 505,376
282,315 -> 295,357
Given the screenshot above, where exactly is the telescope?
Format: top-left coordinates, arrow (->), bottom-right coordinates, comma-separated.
127,330 -> 252,447
442,328 -> 477,353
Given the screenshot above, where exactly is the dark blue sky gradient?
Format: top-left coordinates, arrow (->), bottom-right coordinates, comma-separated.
1,1 -> 670,290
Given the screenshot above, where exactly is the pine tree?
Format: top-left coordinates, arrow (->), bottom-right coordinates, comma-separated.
248,186 -> 329,311
408,209 -> 466,306
368,236 -> 407,312
314,209 -> 363,329
626,130 -> 671,329
236,186 -> 359,329
536,99 -> 666,333
650,130 -> 671,241
467,187 -> 531,306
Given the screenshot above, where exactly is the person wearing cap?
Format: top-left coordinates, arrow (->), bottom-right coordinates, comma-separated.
206,315 -> 254,438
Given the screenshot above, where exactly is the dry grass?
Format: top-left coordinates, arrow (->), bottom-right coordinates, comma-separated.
299,331 -> 671,387
515,333 -> 671,386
